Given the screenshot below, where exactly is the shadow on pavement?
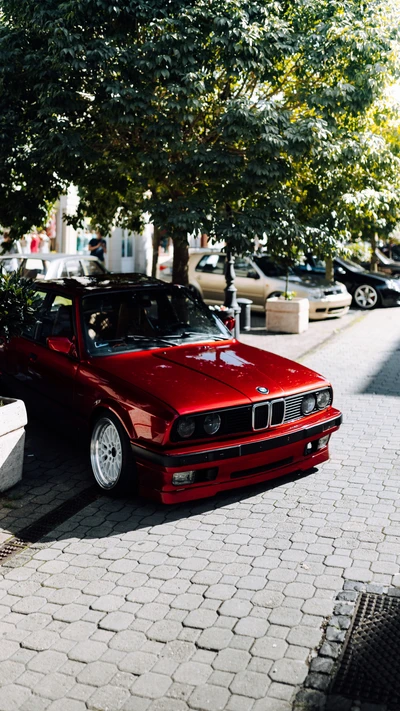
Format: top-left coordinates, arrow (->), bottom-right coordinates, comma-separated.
361,336 -> 400,396
0,417 -> 318,544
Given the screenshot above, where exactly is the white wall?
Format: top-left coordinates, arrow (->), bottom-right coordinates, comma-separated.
55,186 -> 79,253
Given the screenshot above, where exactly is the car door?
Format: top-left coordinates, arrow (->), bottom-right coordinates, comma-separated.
192,254 -> 226,303
12,293 -> 80,423
0,288 -> 49,399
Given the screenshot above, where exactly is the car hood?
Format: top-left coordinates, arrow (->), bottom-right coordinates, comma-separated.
93,341 -> 328,415
288,273 -> 340,290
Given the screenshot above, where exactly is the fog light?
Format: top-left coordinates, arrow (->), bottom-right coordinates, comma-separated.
172,471 -> 196,486
317,434 -> 330,450
304,442 -> 313,454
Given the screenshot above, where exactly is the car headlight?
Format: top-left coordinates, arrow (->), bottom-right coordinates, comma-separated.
177,417 -> 196,439
308,289 -> 324,300
301,394 -> 316,414
316,390 -> 331,409
203,413 -> 221,435
387,279 -> 400,291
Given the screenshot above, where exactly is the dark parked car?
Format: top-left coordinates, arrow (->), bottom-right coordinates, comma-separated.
0,274 -> 342,503
361,249 -> 400,277
295,256 -> 400,310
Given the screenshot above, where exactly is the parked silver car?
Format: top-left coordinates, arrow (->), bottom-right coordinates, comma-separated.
0,253 -> 107,279
188,252 -> 352,320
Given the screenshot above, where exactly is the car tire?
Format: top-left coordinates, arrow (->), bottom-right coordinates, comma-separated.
90,412 -> 136,495
353,284 -> 380,310
266,291 -> 283,302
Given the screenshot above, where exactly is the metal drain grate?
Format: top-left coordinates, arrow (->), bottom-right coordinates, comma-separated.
0,486 -> 99,565
331,592 -> 400,706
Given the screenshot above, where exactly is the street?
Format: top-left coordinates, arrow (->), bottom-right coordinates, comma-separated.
0,306 -> 399,711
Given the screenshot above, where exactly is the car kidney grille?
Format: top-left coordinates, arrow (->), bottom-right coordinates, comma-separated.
271,399 -> 285,425
253,404 -> 270,430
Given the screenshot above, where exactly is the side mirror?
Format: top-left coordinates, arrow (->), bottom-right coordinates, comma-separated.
47,336 -> 76,357
224,316 -> 236,332
247,270 -> 260,280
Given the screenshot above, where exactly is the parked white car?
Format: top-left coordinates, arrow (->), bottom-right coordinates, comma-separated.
186,252 -> 352,320
0,253 -> 107,279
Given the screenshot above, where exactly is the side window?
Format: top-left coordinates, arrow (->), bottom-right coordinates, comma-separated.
195,254 -> 225,275
83,259 -> 105,275
36,295 -> 74,345
23,258 -> 46,279
21,290 -> 48,339
60,260 -> 84,278
234,258 -> 252,278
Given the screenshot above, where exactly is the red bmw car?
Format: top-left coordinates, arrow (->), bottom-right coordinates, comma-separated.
0,275 -> 342,504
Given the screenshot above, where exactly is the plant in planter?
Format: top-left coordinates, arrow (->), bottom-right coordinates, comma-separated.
265,240 -> 309,334
0,268 -> 40,491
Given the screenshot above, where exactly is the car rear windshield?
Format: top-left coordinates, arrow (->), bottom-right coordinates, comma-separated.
82,285 -> 230,355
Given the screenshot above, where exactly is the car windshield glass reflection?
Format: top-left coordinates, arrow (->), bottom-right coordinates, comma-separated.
253,256 -> 292,278
82,286 -> 230,355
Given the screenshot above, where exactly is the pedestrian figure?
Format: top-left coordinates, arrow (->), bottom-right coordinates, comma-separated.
88,232 -> 107,262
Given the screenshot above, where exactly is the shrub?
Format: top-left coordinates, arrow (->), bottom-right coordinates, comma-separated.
0,268 -> 40,340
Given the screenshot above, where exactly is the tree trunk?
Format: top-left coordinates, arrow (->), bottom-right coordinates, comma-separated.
370,235 -> 378,272
325,255 -> 334,282
151,225 -> 160,278
172,231 -> 189,285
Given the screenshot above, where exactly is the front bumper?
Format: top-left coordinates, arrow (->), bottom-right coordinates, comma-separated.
309,293 -> 352,320
132,410 -> 342,503
379,287 -> 400,307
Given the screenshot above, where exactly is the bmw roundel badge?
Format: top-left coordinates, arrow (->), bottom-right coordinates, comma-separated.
256,386 -> 269,394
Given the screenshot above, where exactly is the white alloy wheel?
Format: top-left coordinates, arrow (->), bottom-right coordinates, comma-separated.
90,417 -> 123,489
353,284 -> 379,310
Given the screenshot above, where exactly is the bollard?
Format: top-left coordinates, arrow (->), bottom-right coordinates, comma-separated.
237,298 -> 253,332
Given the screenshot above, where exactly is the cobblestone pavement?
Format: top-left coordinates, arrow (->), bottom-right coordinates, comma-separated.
0,306 -> 399,711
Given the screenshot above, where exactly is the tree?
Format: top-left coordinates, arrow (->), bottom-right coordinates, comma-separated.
0,0 -> 398,284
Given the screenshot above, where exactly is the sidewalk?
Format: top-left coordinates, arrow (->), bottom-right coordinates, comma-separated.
240,308 -> 364,362
0,306 -> 399,711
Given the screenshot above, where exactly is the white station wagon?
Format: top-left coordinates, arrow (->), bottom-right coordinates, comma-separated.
0,253 -> 107,279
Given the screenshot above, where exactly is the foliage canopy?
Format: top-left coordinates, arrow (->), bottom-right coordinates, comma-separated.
0,0 -> 398,281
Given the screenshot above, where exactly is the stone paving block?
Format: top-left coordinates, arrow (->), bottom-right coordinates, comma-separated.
219,599 -> 252,618
251,637 -> 288,660
196,627 -> 233,651
173,662 -> 213,686
183,610 -> 218,629
212,649 -> 251,673
118,651 -> 158,674
0,685 -> 33,711
86,684 -> 131,710
269,658 -> 309,685
188,683 -> 230,711
33,673 -> 75,701
131,672 -> 172,699
234,617 -> 269,638
230,670 -> 271,698
147,620 -> 183,642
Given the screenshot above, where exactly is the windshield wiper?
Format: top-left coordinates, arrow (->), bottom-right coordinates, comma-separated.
162,331 -> 229,341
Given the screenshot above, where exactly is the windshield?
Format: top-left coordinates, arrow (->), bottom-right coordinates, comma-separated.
82,285 -> 231,356
338,257 -> 363,271
253,256 -> 293,278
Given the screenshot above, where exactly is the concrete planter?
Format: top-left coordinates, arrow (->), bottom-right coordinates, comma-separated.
266,297 -> 309,334
0,397 -> 27,492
